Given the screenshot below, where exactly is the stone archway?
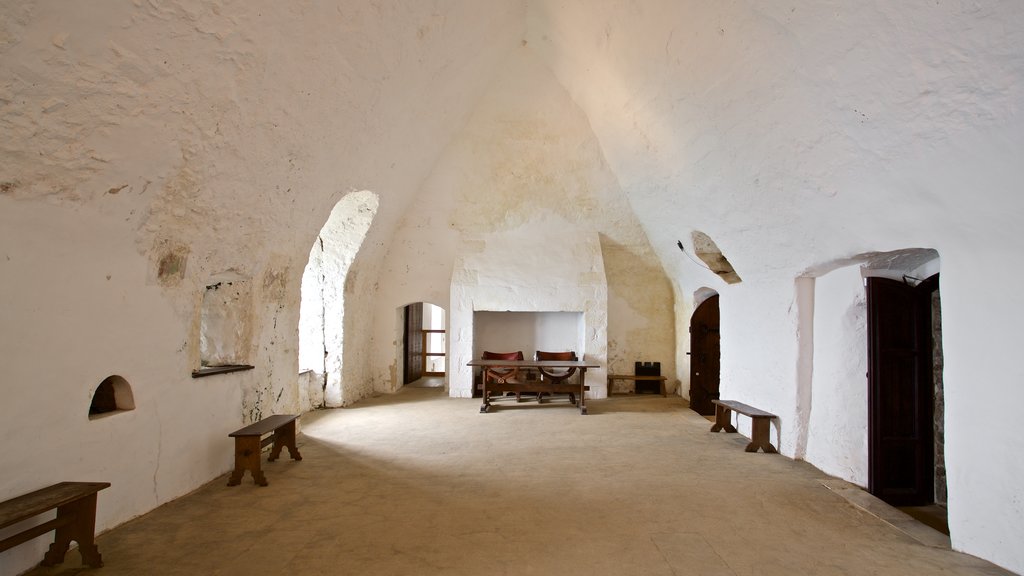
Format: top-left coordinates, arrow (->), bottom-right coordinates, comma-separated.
298,191 -> 378,409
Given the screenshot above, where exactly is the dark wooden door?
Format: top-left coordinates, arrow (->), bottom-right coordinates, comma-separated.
403,303 -> 424,385
868,276 -> 936,506
689,295 -> 720,415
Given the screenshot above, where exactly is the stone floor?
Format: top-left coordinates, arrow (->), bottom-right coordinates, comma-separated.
22,387 -> 1014,576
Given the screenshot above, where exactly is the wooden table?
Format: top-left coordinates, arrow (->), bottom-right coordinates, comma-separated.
468,359 -> 599,415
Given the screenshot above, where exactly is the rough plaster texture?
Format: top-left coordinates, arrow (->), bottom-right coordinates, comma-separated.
527,2 -> 1024,571
0,2 -> 523,573
3,1 -> 1024,573
375,47 -> 674,397
298,191 -> 377,407
450,226 -> 608,398
804,264 -> 869,486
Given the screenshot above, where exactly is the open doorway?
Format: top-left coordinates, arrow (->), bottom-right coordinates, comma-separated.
403,302 -> 446,387
868,273 -> 946,532
689,292 -> 720,415
297,191 -> 378,408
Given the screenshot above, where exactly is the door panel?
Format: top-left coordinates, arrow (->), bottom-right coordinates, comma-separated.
868,277 -> 934,506
689,295 -> 720,415
403,303 -> 424,385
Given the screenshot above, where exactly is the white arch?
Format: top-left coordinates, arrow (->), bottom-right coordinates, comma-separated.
298,190 -> 379,408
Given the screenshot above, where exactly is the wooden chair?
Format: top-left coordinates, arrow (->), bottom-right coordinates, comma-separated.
535,350 -> 578,404
481,351 -> 524,400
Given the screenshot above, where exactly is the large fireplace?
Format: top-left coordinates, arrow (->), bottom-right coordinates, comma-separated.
448,225 -> 608,398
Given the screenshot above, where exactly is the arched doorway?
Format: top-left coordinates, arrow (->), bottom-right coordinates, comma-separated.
298,191 -> 378,408
689,293 -> 720,415
401,302 -> 447,386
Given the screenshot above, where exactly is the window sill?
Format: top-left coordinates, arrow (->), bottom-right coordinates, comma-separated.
191,365 -> 255,378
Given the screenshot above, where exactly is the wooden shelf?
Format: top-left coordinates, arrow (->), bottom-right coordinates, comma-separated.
191,365 -> 254,379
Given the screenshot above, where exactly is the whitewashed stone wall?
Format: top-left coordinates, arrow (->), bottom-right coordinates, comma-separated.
528,2 -> 1024,572
298,191 -> 378,408
804,265 -> 869,485
0,3 -> 523,574
449,225 -> 608,398
372,47 -> 675,397
3,1 -> 1024,574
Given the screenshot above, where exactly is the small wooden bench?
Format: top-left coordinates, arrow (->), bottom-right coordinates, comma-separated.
0,482 -> 111,568
227,414 -> 302,486
709,399 -> 778,453
607,374 -> 668,396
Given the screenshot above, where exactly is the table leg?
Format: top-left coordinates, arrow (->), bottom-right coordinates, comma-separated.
480,377 -> 491,413
578,369 -> 588,415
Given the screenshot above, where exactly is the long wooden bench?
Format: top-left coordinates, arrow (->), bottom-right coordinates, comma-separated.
227,414 -> 302,486
0,482 -> 111,568
607,374 -> 667,396
709,399 -> 778,453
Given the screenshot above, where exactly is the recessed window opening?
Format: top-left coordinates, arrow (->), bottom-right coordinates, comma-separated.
690,231 -> 742,284
199,273 -> 253,368
89,375 -> 135,419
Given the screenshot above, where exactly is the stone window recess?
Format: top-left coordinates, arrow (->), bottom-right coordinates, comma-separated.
89,375 -> 135,419
689,231 -> 742,284
199,276 -> 254,368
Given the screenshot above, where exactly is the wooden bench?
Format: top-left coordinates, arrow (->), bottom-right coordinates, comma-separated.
709,399 -> 778,453
227,414 -> 302,486
0,482 -> 111,568
607,374 -> 668,396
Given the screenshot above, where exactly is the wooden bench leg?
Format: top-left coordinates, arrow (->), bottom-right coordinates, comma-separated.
228,436 -> 267,486
745,416 -> 777,453
42,493 -> 103,568
269,421 -> 303,462
709,405 -> 738,433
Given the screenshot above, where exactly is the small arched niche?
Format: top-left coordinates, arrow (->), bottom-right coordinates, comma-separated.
89,375 -> 136,419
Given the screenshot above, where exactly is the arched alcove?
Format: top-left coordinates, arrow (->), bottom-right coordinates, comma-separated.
89,375 -> 135,419
803,248 -> 943,514
298,190 -> 379,409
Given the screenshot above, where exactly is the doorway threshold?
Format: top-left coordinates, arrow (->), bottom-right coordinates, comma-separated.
820,478 -> 951,549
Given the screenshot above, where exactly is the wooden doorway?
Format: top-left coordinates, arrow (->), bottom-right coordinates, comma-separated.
689,295 -> 720,415
403,303 -> 424,385
403,302 -> 447,385
867,274 -> 940,506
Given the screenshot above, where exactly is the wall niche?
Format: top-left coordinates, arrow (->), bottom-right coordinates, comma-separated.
194,272 -> 255,378
89,375 -> 136,419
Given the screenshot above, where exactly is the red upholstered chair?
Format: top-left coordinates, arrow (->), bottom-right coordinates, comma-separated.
535,350 -> 578,404
481,351 -> 524,400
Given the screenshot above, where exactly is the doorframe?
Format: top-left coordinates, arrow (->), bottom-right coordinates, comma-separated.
867,273 -> 940,506
688,293 -> 720,415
